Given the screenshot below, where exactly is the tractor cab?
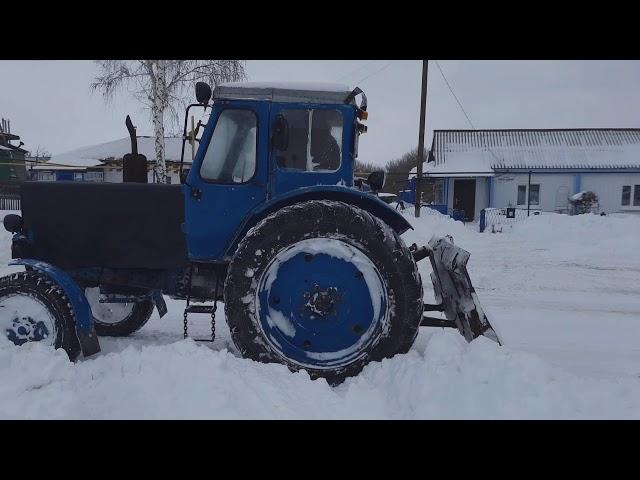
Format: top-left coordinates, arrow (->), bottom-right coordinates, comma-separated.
180,82 -> 370,261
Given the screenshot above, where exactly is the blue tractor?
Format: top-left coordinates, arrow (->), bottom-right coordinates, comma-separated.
0,82 -> 498,384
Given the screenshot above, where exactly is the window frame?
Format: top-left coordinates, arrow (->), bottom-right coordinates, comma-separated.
517,183 -> 541,207
273,108 -> 344,174
621,185 -> 631,206
620,185 -> 640,209
198,107 -> 260,185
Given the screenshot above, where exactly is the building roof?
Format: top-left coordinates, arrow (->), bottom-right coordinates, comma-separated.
215,82 -> 353,104
425,129 -> 640,175
47,136 -> 190,169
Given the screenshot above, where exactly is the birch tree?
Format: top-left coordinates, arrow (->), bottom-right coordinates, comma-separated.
91,60 -> 246,183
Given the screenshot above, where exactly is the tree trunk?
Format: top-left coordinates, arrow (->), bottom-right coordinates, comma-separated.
152,61 -> 168,184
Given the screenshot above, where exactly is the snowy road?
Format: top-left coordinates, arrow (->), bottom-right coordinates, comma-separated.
1,209 -> 640,419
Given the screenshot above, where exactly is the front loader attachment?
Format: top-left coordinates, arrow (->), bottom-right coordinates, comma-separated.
412,236 -> 500,345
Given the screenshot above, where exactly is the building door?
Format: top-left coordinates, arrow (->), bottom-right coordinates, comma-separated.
453,179 -> 476,221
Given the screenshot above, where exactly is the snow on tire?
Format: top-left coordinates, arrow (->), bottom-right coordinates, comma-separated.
0,271 -> 81,360
224,200 -> 423,385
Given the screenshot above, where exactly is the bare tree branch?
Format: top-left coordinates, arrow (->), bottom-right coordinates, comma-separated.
91,59 -> 246,183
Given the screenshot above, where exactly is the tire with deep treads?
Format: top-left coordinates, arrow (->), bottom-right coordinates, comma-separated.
224,200 -> 423,384
92,301 -> 154,337
0,271 -> 81,360
84,287 -> 155,337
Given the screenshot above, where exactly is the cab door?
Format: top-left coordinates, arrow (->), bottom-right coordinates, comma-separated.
184,100 -> 270,261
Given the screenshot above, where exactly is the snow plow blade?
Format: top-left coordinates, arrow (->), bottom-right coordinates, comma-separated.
417,236 -> 500,345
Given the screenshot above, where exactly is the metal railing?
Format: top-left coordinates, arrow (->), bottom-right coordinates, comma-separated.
0,195 -> 20,211
479,207 -> 545,232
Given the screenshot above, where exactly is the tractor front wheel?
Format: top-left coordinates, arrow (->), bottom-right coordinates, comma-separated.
224,200 -> 423,385
0,271 -> 81,360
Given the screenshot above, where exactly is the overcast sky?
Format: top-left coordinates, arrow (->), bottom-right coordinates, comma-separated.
1,60 -> 640,167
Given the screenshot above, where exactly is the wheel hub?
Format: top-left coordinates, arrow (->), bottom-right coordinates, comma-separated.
6,316 -> 50,345
304,285 -> 338,317
0,294 -> 57,347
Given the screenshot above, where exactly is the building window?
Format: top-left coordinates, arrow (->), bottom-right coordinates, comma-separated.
622,186 -> 631,206
37,171 -> 55,182
85,171 -> 104,182
517,184 -> 540,206
635,185 -> 640,207
529,184 -> 540,205
73,172 -> 84,181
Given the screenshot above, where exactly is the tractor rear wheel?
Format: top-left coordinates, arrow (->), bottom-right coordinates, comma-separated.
85,287 -> 154,337
0,271 -> 81,360
224,200 -> 423,385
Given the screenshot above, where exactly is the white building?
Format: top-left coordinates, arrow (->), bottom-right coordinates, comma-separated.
410,129 -> 640,221
32,136 -> 192,184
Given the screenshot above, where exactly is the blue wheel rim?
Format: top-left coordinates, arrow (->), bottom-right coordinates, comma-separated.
0,294 -> 56,347
255,238 -> 389,369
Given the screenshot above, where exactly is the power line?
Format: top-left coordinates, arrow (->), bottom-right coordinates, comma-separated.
434,60 -> 503,165
336,60 -> 378,83
434,60 -> 476,129
353,61 -> 393,85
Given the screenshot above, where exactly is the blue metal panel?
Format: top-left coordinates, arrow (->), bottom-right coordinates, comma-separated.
56,171 -> 73,181
488,177 -> 494,208
223,185 -> 413,259
444,178 -> 450,208
574,173 -> 582,193
9,259 -> 95,334
479,209 -> 486,232
425,204 -> 447,215
184,100 -> 271,260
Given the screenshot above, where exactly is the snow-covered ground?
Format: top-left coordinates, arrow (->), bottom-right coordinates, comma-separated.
1,208 -> 640,419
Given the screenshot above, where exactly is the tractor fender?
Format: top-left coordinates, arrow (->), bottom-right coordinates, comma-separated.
224,185 -> 413,259
9,259 -> 100,357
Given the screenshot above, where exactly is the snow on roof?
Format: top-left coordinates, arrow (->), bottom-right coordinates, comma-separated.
409,155 -> 494,178
428,129 -> 640,174
215,82 -> 353,104
49,136 -> 189,168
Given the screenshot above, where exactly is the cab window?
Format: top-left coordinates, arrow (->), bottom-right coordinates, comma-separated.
200,109 -> 257,183
275,109 -> 343,172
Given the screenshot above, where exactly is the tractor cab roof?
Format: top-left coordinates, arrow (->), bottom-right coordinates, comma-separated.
214,82 -> 355,105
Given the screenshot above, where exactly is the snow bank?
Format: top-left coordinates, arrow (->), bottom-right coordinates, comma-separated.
1,208 -> 640,418
2,330 -> 640,419
509,213 -> 640,268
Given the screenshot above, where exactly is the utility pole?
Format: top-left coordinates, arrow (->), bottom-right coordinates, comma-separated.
527,170 -> 532,217
415,60 -> 429,218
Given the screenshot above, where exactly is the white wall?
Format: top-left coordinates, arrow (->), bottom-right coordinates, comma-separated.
102,169 -> 182,184
475,177 -> 489,220
492,173 -> 576,212
581,173 -> 640,214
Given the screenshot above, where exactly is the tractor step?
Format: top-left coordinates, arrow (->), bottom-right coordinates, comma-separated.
421,316 -> 457,328
184,304 -> 216,314
183,302 -> 217,342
